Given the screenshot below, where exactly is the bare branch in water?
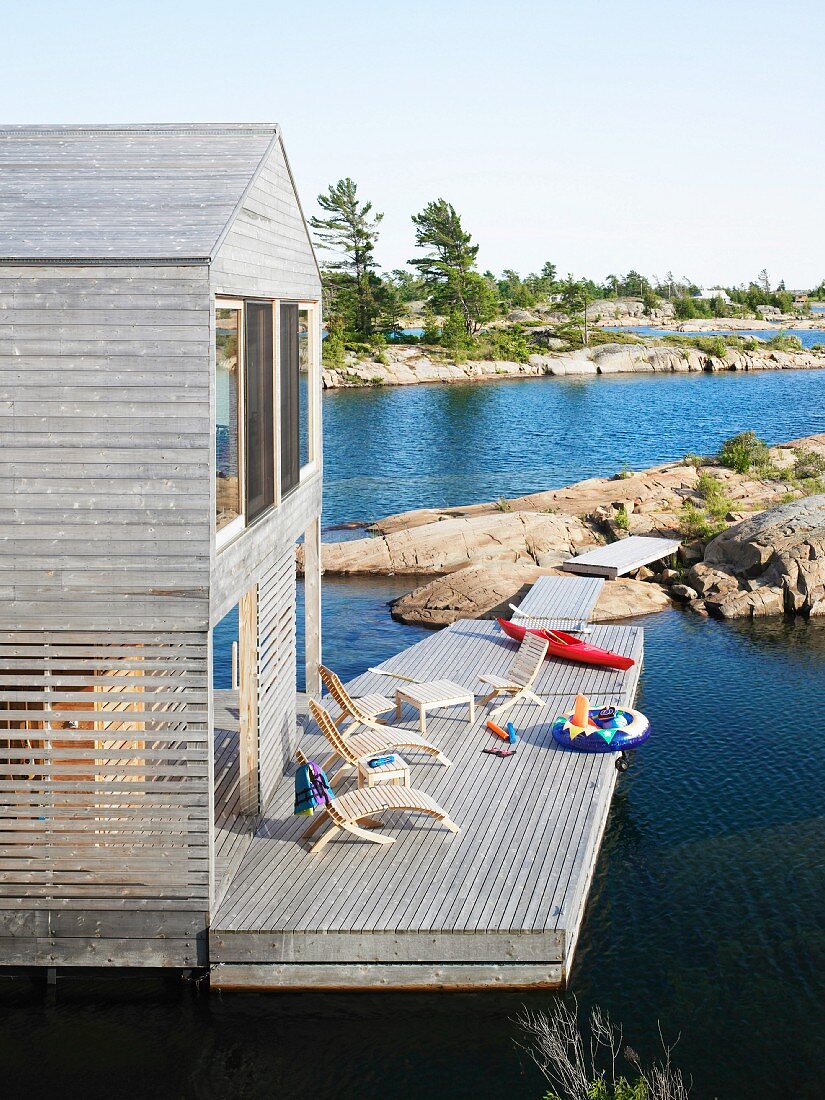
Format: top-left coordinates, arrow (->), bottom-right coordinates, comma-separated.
515,1000 -> 690,1100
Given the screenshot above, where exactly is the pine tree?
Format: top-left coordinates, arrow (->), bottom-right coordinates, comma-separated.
310,179 -> 383,339
409,199 -> 495,334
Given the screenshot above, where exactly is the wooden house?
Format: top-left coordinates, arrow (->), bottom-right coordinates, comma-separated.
0,125 -> 322,968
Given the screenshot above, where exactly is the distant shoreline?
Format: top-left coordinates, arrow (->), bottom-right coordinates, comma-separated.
322,340 -> 825,390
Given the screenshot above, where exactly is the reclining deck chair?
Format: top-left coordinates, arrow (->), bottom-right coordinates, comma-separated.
477,631 -> 549,720
320,664 -> 395,733
309,698 -> 451,784
296,744 -> 459,855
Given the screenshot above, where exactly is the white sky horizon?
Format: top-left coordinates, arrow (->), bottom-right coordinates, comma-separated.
3,0 -> 824,289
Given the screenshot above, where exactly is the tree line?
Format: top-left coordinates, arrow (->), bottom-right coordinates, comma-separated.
310,178 -> 818,357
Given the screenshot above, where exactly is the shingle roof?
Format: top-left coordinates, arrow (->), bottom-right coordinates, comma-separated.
0,124 -> 280,262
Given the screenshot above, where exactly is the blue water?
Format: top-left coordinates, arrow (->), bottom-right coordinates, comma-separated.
607,324 -> 825,350
323,367 -> 825,525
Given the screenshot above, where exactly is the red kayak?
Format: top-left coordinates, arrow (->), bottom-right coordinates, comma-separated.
497,618 -> 635,671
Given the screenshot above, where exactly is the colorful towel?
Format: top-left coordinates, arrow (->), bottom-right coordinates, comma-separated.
294,760 -> 335,816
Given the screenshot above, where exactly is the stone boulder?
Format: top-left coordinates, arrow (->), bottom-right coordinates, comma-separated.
704,495 -> 825,616
318,510 -> 597,575
389,563 -> 671,627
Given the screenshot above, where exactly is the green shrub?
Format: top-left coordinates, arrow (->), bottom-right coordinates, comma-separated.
615,504 -> 630,530
793,448 -> 825,481
696,471 -> 733,519
695,335 -> 728,358
765,331 -> 803,352
679,500 -> 725,540
718,431 -> 771,474
683,453 -> 703,468
742,336 -> 761,351
477,326 -> 532,363
322,315 -> 346,369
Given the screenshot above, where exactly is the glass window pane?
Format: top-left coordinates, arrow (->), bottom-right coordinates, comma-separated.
245,302 -> 275,521
298,308 -> 312,470
215,307 -> 241,533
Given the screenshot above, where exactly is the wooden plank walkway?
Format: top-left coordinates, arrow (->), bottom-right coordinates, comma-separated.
513,575 -> 604,629
210,619 -> 643,990
563,535 -> 681,579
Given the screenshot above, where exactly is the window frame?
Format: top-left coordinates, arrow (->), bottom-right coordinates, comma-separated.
214,295 -> 321,551
215,298 -> 246,552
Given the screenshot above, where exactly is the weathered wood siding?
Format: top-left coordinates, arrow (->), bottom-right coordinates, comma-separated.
210,138 -> 321,302
257,548 -> 297,805
0,630 -> 209,967
0,264 -> 212,632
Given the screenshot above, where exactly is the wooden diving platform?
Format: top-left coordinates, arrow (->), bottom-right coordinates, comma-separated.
563,535 -> 681,580
209,618 -> 643,990
512,575 -> 604,628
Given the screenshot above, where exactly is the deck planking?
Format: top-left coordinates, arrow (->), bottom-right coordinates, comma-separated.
512,575 -> 605,628
210,619 -> 643,988
563,535 -> 681,579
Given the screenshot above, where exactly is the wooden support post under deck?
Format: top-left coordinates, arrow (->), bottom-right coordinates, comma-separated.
239,586 -> 259,816
303,517 -> 322,699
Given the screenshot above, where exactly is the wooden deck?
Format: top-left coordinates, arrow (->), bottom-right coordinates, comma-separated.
563,535 -> 681,579
513,575 -> 604,628
209,619 -> 643,990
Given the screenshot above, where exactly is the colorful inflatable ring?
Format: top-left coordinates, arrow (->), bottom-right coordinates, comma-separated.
551,707 -> 650,753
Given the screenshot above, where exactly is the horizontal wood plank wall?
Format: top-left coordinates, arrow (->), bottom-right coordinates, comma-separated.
0,264 -> 211,632
210,138 -> 321,302
257,550 -> 297,806
0,630 -> 209,967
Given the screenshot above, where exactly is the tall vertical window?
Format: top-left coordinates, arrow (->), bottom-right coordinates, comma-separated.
245,302 -> 275,522
215,307 -> 242,535
280,302 -> 300,497
298,307 -> 312,471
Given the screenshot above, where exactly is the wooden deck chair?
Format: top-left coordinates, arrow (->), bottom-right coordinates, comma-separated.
477,632 -> 549,720
309,698 -> 450,784
296,749 -> 459,855
319,664 -> 395,733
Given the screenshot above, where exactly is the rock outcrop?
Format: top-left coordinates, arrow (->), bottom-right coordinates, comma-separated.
389,564 -> 671,627
322,342 -> 825,390
702,495 -> 825,617
311,434 -> 825,627
316,510 -> 597,575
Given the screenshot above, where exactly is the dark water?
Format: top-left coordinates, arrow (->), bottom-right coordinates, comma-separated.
4,611 -> 824,1098
6,369 -> 825,1098
607,324 -> 825,351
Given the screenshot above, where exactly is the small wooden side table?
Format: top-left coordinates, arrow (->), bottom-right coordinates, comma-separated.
394,679 -> 475,737
357,753 -> 410,789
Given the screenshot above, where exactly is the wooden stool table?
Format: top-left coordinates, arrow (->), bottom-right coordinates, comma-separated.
394,679 -> 475,737
357,753 -> 410,789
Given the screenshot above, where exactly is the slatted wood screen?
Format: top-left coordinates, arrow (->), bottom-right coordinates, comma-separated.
0,631 -> 210,947
257,550 -> 297,806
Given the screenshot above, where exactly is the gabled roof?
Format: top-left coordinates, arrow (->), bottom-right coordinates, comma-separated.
0,124 -> 282,262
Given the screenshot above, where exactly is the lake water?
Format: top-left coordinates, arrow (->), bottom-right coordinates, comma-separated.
606,324 -> 825,350
6,368 -> 825,1098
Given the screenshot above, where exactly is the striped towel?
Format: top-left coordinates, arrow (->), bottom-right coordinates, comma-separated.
294,760 -> 335,816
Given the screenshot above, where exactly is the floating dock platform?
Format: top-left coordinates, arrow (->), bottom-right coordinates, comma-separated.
563,535 -> 681,579
210,614 -> 643,990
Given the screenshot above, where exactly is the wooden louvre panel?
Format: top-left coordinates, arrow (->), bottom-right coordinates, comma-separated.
0,632 -> 209,913
257,548 -> 297,805
244,301 -> 275,522
280,301 -> 300,498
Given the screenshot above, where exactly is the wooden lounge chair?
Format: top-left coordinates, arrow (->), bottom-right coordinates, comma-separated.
296,749 -> 459,855
477,632 -> 549,720
309,698 -> 451,784
319,664 -> 395,733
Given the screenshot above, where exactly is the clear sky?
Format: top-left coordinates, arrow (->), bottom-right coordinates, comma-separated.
3,0 -> 824,288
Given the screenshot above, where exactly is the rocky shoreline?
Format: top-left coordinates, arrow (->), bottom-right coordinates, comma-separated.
305,434 -> 825,627
322,341 -> 824,390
